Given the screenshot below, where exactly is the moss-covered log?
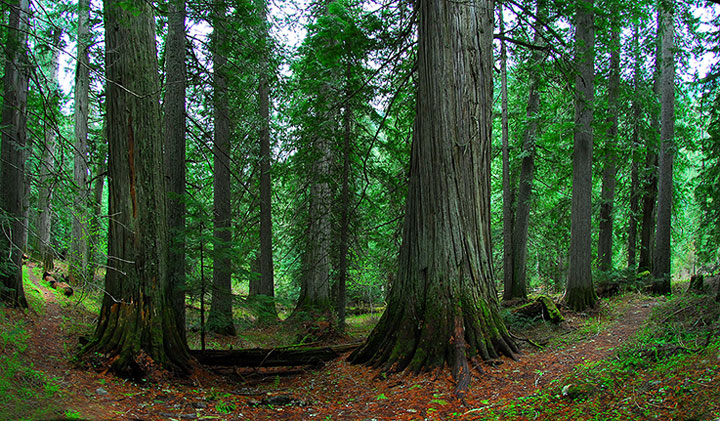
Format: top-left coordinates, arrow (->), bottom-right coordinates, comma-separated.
349,0 -> 516,383
513,296 -> 564,324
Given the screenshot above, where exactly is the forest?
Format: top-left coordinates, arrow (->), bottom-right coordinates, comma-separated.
1,0 -> 720,419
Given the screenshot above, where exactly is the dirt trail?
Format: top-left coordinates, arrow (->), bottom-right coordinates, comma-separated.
24,264 -> 124,420
19,267 -> 659,420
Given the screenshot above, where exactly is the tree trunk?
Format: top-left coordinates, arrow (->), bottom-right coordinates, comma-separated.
164,0 -> 188,340
566,0 -> 596,311
627,24 -> 641,270
638,150 -> 658,273
295,135 -> 332,316
335,67 -> 352,332
0,0 -> 30,308
253,0 -> 278,322
500,5 -> 515,302
88,166 -> 105,277
208,1 -> 236,336
193,343 -> 360,367
86,0 -> 190,376
350,0 -> 517,383
509,0 -> 546,301
37,28 -> 62,273
70,0 -> 91,283
638,11 -> 664,275
652,2 -> 675,294
597,26 -> 620,273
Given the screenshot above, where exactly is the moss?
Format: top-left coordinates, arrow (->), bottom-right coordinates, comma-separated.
537,296 -> 564,324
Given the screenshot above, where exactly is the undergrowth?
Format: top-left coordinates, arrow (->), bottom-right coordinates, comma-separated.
465,291 -> 720,420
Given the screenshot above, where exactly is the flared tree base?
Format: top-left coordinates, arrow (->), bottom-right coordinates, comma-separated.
565,286 -> 597,312
84,299 -> 191,379
350,294 -> 517,376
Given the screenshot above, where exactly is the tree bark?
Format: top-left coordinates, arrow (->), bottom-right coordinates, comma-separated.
566,0 -> 596,311
253,0 -> 278,322
350,0 -> 517,381
0,0 -> 30,308
598,25 -> 620,273
86,0 -> 190,376
208,0 -> 236,336
652,2 -> 675,294
37,28 -> 62,273
164,0 -> 188,340
70,0 -> 91,283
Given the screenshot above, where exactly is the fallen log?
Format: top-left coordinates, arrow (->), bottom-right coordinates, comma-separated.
512,296 -> 564,324
43,272 -> 73,296
191,342 -> 361,367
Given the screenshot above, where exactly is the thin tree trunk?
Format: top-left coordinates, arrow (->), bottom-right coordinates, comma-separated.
598,25 -> 620,272
164,0 -> 188,339
37,28 -> 62,273
509,0 -> 546,300
86,0 -> 190,376
566,0 -> 596,311
500,5 -> 515,301
0,0 -> 30,308
652,2 -> 675,293
208,1 -> 235,336
70,0 -> 91,283
351,0 -> 517,387
254,0 -> 277,322
638,11 -> 664,275
88,167 -> 105,276
627,24 -> 641,270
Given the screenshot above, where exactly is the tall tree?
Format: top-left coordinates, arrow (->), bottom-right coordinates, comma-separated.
207,0 -> 236,335
0,0 -> 30,308
597,23 -> 620,272
350,0 -> 517,391
500,5 -> 514,301
164,0 -> 188,338
652,0 -> 675,293
566,0 -> 596,311
70,0 -> 91,282
85,0 -> 190,375
335,62 -> 352,332
504,0 -> 546,301
638,10 -> 664,274
249,0 -> 278,321
36,28 -> 62,273
627,23 -> 642,270
292,3 -> 337,319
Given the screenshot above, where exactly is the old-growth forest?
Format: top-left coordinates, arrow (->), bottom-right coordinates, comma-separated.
1,0 -> 720,419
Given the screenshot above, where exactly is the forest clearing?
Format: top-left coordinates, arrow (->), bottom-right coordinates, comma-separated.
1,262 -> 719,420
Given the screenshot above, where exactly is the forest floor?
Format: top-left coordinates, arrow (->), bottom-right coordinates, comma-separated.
1,263 -> 719,420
